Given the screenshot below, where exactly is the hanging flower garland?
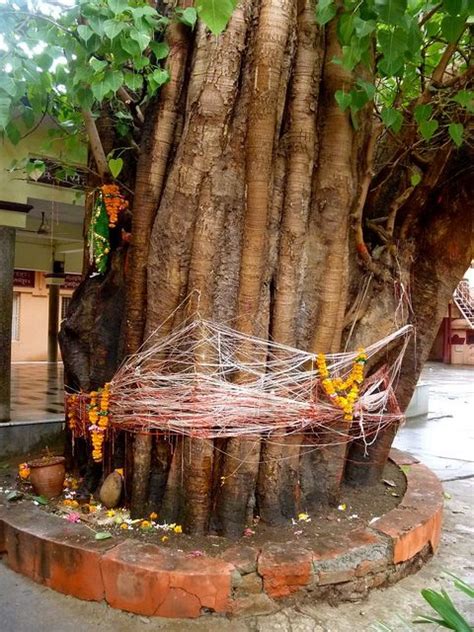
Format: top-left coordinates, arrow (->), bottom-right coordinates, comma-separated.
101,184 -> 129,228
317,348 -> 367,421
88,384 -> 111,463
87,185 -> 128,274
67,394 -> 78,432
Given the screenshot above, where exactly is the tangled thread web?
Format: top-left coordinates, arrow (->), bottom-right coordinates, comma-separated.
105,316 -> 412,451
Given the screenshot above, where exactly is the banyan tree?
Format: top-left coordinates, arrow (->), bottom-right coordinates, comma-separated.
1,0 -> 472,536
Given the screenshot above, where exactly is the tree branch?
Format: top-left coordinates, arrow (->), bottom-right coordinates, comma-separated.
82,109 -> 109,180
352,123 -> 381,263
117,87 -> 145,124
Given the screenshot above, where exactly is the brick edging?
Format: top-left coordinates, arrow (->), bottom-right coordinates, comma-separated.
0,449 -> 443,619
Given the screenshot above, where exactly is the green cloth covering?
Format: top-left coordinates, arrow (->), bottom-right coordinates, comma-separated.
88,190 -> 110,274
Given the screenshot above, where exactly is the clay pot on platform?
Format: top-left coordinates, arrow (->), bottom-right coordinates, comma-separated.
29,456 -> 66,498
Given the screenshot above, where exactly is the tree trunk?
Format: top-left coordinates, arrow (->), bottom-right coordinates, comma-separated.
60,2 -> 474,535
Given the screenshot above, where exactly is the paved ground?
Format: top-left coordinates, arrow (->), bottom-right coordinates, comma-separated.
1,363 -> 473,631
10,363 -> 64,422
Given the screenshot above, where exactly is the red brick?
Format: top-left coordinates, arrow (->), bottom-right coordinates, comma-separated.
101,540 -> 233,618
373,459 -> 444,564
220,544 -> 259,574
258,544 -> 312,598
3,504 -> 117,601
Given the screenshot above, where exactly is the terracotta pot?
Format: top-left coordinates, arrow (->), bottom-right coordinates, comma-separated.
29,456 -> 66,499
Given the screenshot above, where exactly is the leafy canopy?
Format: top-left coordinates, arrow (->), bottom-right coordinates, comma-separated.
0,0 -> 472,178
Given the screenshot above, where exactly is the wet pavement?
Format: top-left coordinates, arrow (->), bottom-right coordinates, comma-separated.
0,361 -> 473,631
394,362 -> 474,482
9,363 -> 64,422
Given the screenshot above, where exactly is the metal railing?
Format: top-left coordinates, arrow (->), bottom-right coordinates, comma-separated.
453,280 -> 474,329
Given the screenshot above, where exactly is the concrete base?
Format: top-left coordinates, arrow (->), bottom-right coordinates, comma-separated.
0,449 -> 443,620
406,382 -> 429,418
0,419 -> 64,458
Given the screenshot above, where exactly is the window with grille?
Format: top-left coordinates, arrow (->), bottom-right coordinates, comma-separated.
61,296 -> 72,321
12,293 -> 20,341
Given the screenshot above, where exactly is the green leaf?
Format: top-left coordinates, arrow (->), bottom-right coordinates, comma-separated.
350,89 -> 369,110
335,89 -> 352,111
419,119 -> 439,141
89,57 -> 108,73
88,16 -> 105,36
441,16 -> 466,42
130,28 -> 151,52
104,70 -> 124,93
451,90 -> 474,112
448,122 -> 463,147
95,531 -> 113,540
420,588 -> 472,631
0,74 -> 16,97
74,86 -> 94,109
176,7 -> 198,29
410,171 -> 422,186
121,35 -> 142,57
91,81 -> 111,102
338,13 -> 355,44
356,79 -> 376,100
124,72 -> 143,92
26,159 -> 46,181
6,490 -> 23,501
5,122 -> 20,145
148,68 -> 170,94
149,41 -> 170,61
446,573 -> 474,599
400,464 -> 411,474
354,17 -> 376,38
77,24 -> 93,43
379,27 -> 409,67
0,96 -> 11,129
316,0 -> 337,25
414,103 -> 433,123
103,19 -> 125,40
196,0 -> 235,36
374,0 -> 407,25
108,0 -> 128,14
33,495 -> 49,505
443,0 -> 463,14
381,107 -> 404,132
108,157 -> 123,178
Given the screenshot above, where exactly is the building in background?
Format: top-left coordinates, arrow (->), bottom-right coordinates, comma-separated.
430,264 -> 474,366
12,270 -> 81,361
0,119 -> 86,419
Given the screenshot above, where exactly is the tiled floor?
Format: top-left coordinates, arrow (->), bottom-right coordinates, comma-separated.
9,363 -> 64,422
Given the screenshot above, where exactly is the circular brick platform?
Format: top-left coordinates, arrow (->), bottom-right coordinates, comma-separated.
0,449 -> 443,619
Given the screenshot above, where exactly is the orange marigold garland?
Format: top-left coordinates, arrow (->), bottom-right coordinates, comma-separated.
101,184 -> 128,228
67,394 -> 78,432
88,384 -> 111,462
317,348 -> 367,422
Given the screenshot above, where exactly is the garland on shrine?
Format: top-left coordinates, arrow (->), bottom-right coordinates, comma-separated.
87,185 -> 128,274
316,348 -> 368,422
88,384 -> 110,462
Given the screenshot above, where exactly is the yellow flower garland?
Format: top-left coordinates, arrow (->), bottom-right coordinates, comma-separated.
67,393 -> 78,432
316,348 -> 367,422
88,384 -> 111,462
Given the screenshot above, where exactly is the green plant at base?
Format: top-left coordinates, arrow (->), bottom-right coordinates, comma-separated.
373,574 -> 473,631
414,575 -> 473,631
